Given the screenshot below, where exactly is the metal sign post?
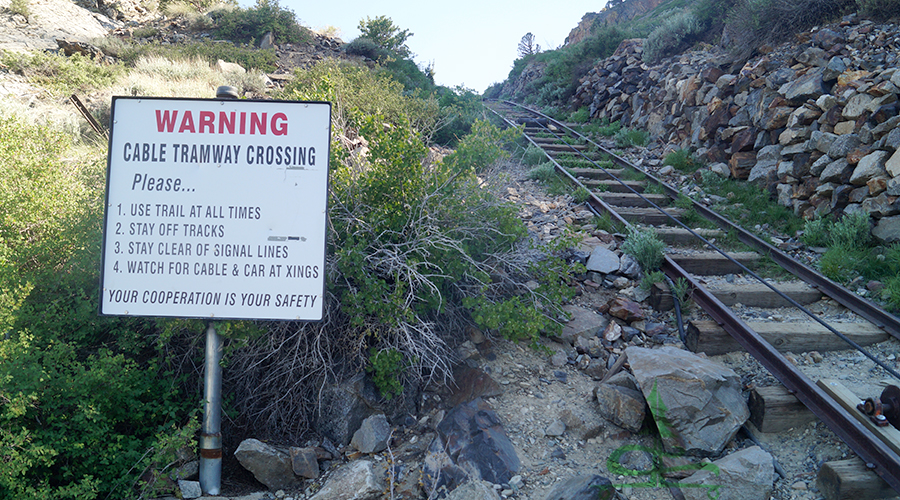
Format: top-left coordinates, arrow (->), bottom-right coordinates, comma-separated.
99,90 -> 331,495
199,321 -> 223,493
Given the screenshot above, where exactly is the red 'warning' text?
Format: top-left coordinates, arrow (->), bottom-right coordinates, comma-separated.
155,110 -> 288,136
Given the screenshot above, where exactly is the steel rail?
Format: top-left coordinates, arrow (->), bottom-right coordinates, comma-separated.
664,256 -> 900,493
493,99 -> 900,340
491,102 -> 900,380
486,99 -> 900,493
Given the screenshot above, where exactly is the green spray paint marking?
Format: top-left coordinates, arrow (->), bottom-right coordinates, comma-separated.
600,379 -> 722,499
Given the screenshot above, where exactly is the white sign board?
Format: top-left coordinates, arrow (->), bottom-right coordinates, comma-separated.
100,97 -> 330,321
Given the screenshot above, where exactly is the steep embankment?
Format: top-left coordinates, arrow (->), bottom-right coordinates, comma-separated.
573,17 -> 900,243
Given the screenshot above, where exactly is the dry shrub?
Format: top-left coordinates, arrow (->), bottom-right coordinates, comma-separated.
724,0 -> 855,62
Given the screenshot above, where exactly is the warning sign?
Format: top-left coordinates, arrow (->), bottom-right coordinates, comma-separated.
100,96 -> 330,321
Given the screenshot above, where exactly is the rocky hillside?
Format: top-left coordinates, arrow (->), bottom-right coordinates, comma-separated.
564,0 -> 667,46
572,15 -> 900,243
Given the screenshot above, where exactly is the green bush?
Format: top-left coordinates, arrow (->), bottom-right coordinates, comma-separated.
621,226 -> 666,271
357,15 -> 412,58
801,217 -> 831,247
445,119 -> 520,173
527,162 -> 558,183
523,144 -> 546,166
568,107 -> 590,123
643,10 -> 704,63
573,186 -> 592,203
1,52 -> 122,96
279,59 -> 441,139
614,128 -> 650,148
0,116 -> 195,499
830,211 -> 872,249
664,148 -> 702,172
8,0 -> 30,17
210,0 -> 311,45
345,36 -> 390,61
431,85 -> 482,147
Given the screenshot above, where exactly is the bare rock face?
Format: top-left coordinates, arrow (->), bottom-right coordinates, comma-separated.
625,346 -> 749,456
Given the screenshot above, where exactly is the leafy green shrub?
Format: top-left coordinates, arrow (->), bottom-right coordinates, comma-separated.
367,348 -> 409,399
528,162 -> 558,182
664,148 -> 702,172
280,59 -> 441,139
643,10 -> 704,63
1,52 -> 122,96
444,119 -> 520,173
568,107 -> 590,123
431,85 -> 482,147
0,116 -> 195,499
357,15 -> 412,58
801,217 -> 831,247
640,270 -> 666,291
621,226 -> 666,271
522,144 -> 546,166
210,0 -> 311,45
345,37 -> 390,61
830,211 -> 872,249
614,128 -> 650,148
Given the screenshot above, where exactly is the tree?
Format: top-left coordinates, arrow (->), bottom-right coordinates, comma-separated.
517,32 -> 540,58
358,15 -> 413,58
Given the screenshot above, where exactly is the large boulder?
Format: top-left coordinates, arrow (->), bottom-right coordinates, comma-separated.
680,446 -> 774,500
849,150 -> 889,186
423,399 -> 520,495
234,439 -> 303,491
625,346 -> 749,455
308,460 -> 382,500
351,414 -> 391,454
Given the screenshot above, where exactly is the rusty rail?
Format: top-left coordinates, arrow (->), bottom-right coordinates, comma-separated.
486,99 -> 900,493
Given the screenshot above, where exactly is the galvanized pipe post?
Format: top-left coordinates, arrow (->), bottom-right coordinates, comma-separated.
199,321 -> 223,494
199,86 -> 237,494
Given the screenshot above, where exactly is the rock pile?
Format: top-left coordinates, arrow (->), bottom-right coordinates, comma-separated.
572,17 -> 900,243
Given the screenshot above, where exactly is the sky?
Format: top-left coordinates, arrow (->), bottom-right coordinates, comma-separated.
257,0 -> 608,92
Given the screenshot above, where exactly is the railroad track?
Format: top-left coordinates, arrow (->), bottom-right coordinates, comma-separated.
486,99 -> 900,497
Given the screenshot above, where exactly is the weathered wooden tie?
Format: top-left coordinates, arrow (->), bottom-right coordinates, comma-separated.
748,384 -> 816,433
705,281 -> 822,308
666,251 -> 760,275
599,192 -> 669,208
817,458 -> 897,500
685,320 -> 888,355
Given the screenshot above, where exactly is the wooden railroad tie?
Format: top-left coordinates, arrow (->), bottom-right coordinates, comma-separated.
685,320 -> 888,356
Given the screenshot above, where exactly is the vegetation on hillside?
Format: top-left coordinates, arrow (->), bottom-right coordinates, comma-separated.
493,0 -> 900,109
0,4 -> 581,498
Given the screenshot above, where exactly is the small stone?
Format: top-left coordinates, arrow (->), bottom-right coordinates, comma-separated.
545,419 -> 566,437
792,481 -> 808,490
178,480 -> 202,499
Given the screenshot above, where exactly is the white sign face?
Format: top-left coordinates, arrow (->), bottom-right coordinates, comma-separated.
100,97 -> 330,321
